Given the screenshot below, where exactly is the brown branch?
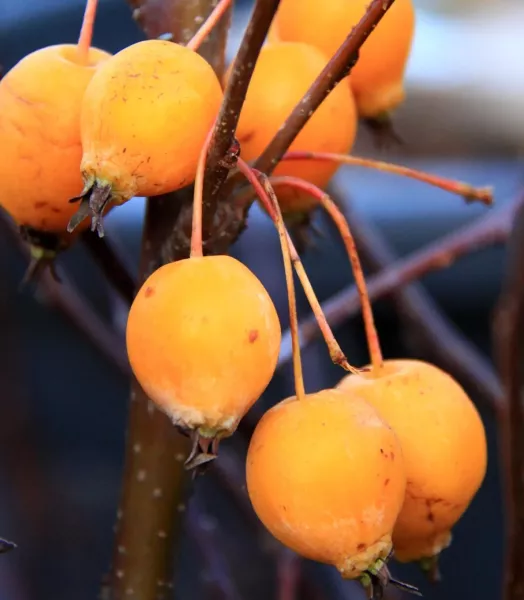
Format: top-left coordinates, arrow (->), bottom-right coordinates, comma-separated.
278,189 -> 512,413
217,0 -> 400,246
0,211 -> 129,375
493,192 -> 524,600
203,0 -> 282,226
81,231 -> 136,304
252,0 -> 397,177
109,3 -> 232,599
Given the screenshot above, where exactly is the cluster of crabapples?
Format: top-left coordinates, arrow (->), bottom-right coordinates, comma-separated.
0,0 -> 488,595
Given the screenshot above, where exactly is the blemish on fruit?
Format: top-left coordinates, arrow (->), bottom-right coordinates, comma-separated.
357,543 -> 366,551
144,286 -> 155,298
34,201 -> 48,209
384,478 -> 390,487
248,329 -> 259,343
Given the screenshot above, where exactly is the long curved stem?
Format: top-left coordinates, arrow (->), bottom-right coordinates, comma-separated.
270,175 -> 383,372
77,0 -> 98,64
280,151 -> 493,205
191,128 -> 214,258
236,158 -> 359,376
236,160 -> 305,400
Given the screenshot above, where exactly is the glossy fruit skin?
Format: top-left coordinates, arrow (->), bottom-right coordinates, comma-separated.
126,255 -> 281,438
80,39 -> 223,204
0,45 -> 111,233
226,41 -> 357,213
337,359 -> 487,561
269,0 -> 415,118
246,388 -> 406,577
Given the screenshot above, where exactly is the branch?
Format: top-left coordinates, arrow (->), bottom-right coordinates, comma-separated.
252,0 -> 397,177
493,192 -> 524,600
0,211 -> 129,374
278,188 -> 512,413
203,0 -> 282,226
109,3 -> 232,599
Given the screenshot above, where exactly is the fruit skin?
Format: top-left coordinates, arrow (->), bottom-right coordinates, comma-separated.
246,388 -> 406,578
269,0 -> 415,118
126,255 -> 281,439
337,359 -> 487,562
225,41 -> 357,213
80,39 -> 223,205
0,44 -> 111,233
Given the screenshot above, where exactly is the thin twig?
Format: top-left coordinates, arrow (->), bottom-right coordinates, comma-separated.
186,0 -> 233,52
252,0 -> 397,177
203,0 -> 281,227
280,151 -> 493,205
278,189 -> 512,413
493,192 -> 524,600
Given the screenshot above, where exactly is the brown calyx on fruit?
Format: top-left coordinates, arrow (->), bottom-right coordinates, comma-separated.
67,177 -> 112,237
356,548 -> 422,599
18,225 -> 69,287
180,428 -> 222,477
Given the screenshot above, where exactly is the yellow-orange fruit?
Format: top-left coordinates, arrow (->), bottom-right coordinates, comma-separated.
270,0 -> 415,118
126,255 -> 281,439
79,39 -> 223,213
246,388 -> 406,578
337,359 -> 487,562
0,44 -> 110,233
225,42 -> 357,213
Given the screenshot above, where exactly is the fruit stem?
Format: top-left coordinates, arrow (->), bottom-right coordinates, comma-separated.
77,0 -> 98,65
186,0 -> 233,52
236,158 -> 306,400
269,175 -> 384,372
236,158 -> 360,376
191,127 -> 215,258
281,151 -> 494,206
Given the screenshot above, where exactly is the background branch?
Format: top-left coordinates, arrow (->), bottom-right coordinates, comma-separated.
493,193 -> 524,600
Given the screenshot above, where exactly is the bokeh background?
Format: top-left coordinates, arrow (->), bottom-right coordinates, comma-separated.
0,0 -> 523,598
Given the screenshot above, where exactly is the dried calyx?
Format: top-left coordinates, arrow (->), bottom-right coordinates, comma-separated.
19,226 -> 70,285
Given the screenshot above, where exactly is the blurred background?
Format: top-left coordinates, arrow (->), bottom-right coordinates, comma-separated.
0,0 -> 523,598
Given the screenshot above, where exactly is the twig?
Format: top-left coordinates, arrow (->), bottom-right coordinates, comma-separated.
186,0 -> 233,52
493,192 -> 524,600
280,151 -> 493,205
203,0 -> 281,228
81,231 -> 136,304
279,188 -> 511,413
252,0 -> 397,177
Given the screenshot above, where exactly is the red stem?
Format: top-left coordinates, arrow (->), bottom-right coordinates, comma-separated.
186,0 -> 233,51
270,175 -> 383,372
77,0 -> 98,64
280,152 -> 493,205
